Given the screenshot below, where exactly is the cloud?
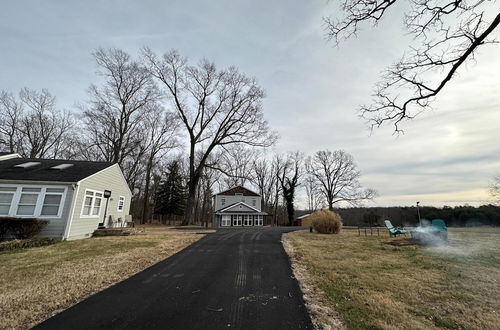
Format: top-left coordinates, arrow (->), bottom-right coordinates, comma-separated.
0,0 -> 499,207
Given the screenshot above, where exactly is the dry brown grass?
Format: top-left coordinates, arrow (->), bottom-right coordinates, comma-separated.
284,228 -> 500,330
0,226 -> 211,330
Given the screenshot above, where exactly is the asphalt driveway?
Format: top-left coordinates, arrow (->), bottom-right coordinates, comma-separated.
34,227 -> 313,330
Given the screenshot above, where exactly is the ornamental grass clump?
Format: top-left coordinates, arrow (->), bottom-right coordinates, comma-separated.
311,210 -> 343,234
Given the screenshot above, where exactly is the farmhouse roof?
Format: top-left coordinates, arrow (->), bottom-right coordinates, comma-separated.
214,186 -> 260,197
0,156 -> 114,182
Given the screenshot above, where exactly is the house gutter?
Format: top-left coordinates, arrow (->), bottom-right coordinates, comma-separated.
62,182 -> 80,240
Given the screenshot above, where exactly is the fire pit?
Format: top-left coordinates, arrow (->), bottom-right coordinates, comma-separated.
410,219 -> 448,245
411,230 -> 447,245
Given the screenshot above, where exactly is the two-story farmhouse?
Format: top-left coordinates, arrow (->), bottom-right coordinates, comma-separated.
0,152 -> 132,240
213,186 -> 267,227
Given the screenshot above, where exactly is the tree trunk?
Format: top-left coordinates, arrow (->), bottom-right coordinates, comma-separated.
141,156 -> 153,225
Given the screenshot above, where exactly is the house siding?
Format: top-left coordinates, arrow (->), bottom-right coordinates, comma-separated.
214,195 -> 261,212
67,164 -> 132,240
0,180 -> 74,239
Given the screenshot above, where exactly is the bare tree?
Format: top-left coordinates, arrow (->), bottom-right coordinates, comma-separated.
144,49 -> 277,225
207,145 -> 255,189
83,48 -> 160,164
306,150 -> 376,210
326,1 -> 500,130
250,156 -> 279,211
140,105 -> 180,223
304,173 -> 324,213
0,91 -> 23,153
278,152 -> 303,226
0,88 -> 73,158
490,174 -> 500,205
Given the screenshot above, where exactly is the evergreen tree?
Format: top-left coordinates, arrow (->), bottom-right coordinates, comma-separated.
154,161 -> 187,216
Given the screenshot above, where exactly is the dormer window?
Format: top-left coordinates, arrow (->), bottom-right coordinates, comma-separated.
14,162 -> 41,168
252,199 -> 256,207
221,198 -> 226,206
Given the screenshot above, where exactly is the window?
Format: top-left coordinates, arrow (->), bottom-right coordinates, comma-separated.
243,215 -> 252,226
50,164 -> 74,170
41,188 -> 65,216
16,187 -> 41,216
117,196 -> 125,212
221,215 -> 231,226
14,162 -> 41,168
255,215 -> 263,226
0,187 -> 16,215
81,190 -> 103,217
233,215 -> 242,226
252,199 -> 256,207
0,185 -> 66,217
221,198 -> 225,206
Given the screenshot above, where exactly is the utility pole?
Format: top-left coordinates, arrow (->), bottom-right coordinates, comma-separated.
416,201 -> 421,227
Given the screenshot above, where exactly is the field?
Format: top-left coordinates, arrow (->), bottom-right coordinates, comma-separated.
0,226 -> 211,330
283,227 -> 500,330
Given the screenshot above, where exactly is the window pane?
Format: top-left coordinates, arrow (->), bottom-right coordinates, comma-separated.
0,205 -> 10,215
0,187 -> 16,192
84,196 -> 92,207
0,193 -> 14,204
44,194 -> 62,205
94,198 -> 102,207
17,205 -> 36,216
86,191 -> 94,196
92,198 -> 102,215
22,187 -> 41,192
41,205 -> 59,216
95,192 -> 103,198
19,193 -> 38,204
46,188 -> 65,193
83,206 -> 91,215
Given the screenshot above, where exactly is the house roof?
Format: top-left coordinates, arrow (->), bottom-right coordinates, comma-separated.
214,186 -> 260,197
217,201 -> 262,213
0,157 -> 114,183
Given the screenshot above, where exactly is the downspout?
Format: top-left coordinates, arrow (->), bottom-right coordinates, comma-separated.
63,182 -> 80,240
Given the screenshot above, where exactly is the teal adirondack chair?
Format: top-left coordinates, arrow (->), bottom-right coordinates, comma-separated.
431,219 -> 447,233
384,220 -> 407,237
431,219 -> 448,241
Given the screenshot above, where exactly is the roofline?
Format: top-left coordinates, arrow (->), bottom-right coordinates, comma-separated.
0,179 -> 76,185
77,163 -> 132,196
213,185 -> 261,197
0,153 -> 21,161
217,201 -> 261,213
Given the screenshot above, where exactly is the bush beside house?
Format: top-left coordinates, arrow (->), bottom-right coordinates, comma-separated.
0,217 -> 49,240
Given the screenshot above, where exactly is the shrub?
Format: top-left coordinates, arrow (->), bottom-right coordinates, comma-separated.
311,210 -> 343,234
0,237 -> 58,252
0,217 -> 49,240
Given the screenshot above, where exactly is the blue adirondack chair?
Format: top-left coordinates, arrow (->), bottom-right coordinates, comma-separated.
384,220 -> 407,237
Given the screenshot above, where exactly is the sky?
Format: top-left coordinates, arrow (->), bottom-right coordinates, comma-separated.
1,0 -> 499,207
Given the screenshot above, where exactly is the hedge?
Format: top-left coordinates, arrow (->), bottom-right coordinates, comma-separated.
0,217 -> 49,240
0,237 -> 58,252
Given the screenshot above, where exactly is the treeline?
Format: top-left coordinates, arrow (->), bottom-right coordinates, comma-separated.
329,205 -> 500,227
1,47 -> 376,225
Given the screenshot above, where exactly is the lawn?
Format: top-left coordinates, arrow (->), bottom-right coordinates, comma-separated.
0,226 -> 211,330
283,227 -> 500,330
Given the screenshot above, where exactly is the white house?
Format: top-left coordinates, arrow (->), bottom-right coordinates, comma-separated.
0,152 -> 132,240
213,186 -> 268,228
